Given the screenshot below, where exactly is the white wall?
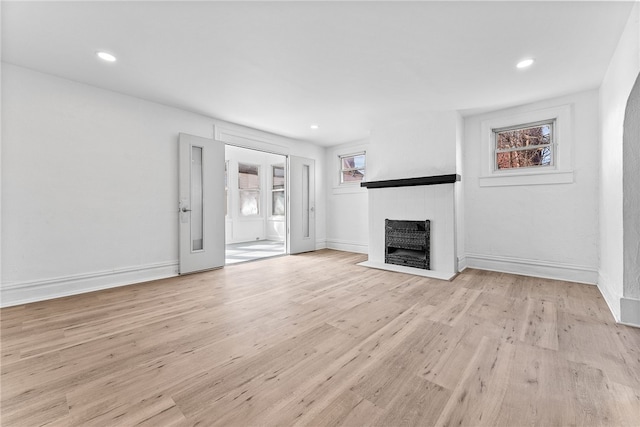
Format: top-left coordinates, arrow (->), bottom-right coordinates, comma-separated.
599,3 -> 640,325
325,139 -> 369,254
363,112 -> 460,279
464,90 -> 600,283
1,64 -> 325,306
224,145 -> 286,244
623,74 -> 640,325
367,112 -> 458,182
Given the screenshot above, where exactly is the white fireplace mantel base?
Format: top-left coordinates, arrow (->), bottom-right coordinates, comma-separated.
357,260 -> 456,281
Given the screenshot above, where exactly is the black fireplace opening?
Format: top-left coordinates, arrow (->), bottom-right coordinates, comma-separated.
385,219 -> 430,270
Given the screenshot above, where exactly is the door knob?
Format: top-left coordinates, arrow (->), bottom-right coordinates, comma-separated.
181,207 -> 192,212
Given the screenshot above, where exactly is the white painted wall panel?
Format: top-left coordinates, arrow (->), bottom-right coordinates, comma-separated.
1,64 -> 325,305
599,3 -> 640,322
363,111 -> 460,278
325,140 -> 369,254
367,112 -> 458,182
464,90 -> 600,283
368,185 -> 456,276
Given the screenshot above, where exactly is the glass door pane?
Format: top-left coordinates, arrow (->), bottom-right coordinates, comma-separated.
302,164 -> 309,238
191,146 -> 204,251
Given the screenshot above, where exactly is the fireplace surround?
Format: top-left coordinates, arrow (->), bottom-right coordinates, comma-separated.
358,173 -> 461,280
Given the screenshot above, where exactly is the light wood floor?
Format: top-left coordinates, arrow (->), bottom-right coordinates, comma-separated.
2,250 -> 639,426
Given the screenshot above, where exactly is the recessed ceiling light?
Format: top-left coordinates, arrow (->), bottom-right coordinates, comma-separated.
96,51 -> 117,62
516,58 -> 535,69
310,124 -> 319,130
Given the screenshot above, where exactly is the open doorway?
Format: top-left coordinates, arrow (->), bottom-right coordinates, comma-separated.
224,145 -> 287,264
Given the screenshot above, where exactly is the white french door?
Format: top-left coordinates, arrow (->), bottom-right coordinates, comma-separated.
178,133 -> 225,274
288,155 -> 315,254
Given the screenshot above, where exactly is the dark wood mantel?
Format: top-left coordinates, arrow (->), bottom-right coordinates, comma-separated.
360,174 -> 461,189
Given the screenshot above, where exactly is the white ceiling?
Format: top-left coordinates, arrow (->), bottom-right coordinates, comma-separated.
1,1 -> 635,146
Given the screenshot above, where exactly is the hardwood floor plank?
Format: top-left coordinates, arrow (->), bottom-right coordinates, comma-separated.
519,297 -> 559,350
0,394 -> 69,427
420,315 -> 504,390
253,303 -> 429,426
427,287 -> 481,326
194,332 -> 358,427
67,394 -> 186,427
434,336 -> 517,427
349,318 -> 449,408
494,342 -> 583,426
372,375 -> 451,427
1,250 -> 638,427
305,390 -> 381,427
558,310 -> 640,389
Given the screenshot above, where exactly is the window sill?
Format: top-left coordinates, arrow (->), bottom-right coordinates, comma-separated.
479,170 -> 574,187
332,184 -> 367,195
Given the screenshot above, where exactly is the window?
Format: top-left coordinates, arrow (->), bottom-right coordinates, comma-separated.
479,104 -> 573,187
238,163 -> 260,216
493,120 -> 554,171
339,152 -> 366,184
271,165 -> 285,216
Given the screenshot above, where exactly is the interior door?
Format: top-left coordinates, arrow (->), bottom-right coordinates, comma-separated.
288,155 -> 316,254
178,133 -> 225,274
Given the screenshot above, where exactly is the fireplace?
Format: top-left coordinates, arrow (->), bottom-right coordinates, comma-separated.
358,174 -> 459,280
385,219 -> 430,270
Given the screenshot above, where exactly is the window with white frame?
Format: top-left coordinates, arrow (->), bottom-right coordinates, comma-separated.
493,120 -> 554,171
238,163 -> 260,216
271,165 -> 285,216
339,152 -> 366,184
479,104 -> 573,187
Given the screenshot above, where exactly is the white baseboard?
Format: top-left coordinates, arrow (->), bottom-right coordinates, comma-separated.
315,239 -> 327,250
465,253 -> 598,284
596,274 -> 640,328
597,272 -> 621,322
357,261 -> 456,281
457,256 -> 468,272
326,239 -> 368,254
1,261 -> 179,308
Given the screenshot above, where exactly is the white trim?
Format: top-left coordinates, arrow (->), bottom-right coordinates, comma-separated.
457,256 -> 468,272
620,297 -> 640,328
465,253 -> 597,284
315,239 -> 327,250
597,272 -> 621,322
584,274 -> 638,328
358,261 -> 456,281
479,170 -> 574,187
213,120 -> 291,155
326,238 -> 368,254
0,261 -> 178,308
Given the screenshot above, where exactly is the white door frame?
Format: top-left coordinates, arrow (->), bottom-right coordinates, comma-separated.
224,143 -> 289,254
217,140 -> 317,256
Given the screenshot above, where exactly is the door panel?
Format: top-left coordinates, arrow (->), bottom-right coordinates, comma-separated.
178,133 -> 225,274
288,156 -> 315,254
